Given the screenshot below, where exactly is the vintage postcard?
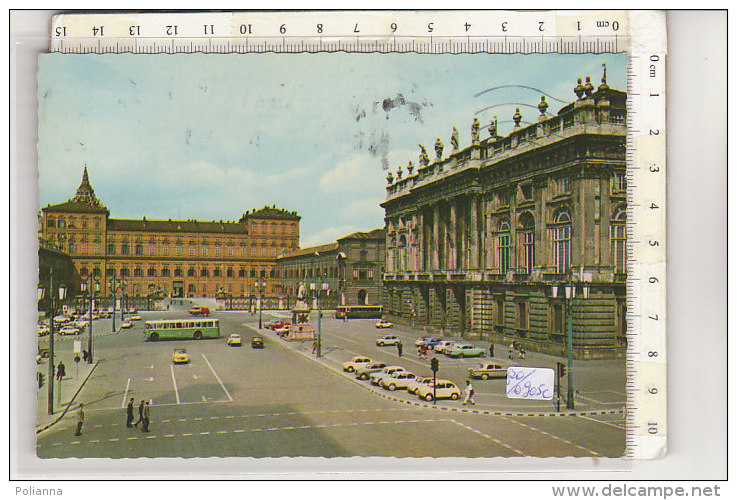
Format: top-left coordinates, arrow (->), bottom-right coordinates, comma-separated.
34,22 -> 634,465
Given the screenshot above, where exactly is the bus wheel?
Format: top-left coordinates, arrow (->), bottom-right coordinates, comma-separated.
149,333 -> 159,342
194,331 -> 203,340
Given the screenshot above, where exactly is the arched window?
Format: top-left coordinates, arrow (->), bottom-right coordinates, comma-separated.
518,212 -> 535,274
552,210 -> 571,273
497,219 -> 511,274
398,235 -> 407,271
611,205 -> 627,273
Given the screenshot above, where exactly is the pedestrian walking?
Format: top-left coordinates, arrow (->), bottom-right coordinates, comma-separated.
312,338 -> 318,354
397,341 -> 403,357
489,342 -> 494,358
134,399 -> 145,427
74,403 -> 84,436
56,361 -> 66,382
141,401 -> 151,433
508,342 -> 515,359
126,397 -> 135,428
421,344 -> 428,358
463,380 -> 475,406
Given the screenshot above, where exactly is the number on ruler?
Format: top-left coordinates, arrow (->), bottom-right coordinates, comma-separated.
166,25 -> 178,36
390,23 -> 397,33
239,24 -> 252,35
648,422 -> 658,434
54,26 -> 67,37
129,25 -> 141,36
92,26 -> 104,37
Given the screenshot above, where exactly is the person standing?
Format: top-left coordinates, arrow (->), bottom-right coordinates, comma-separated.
141,401 -> 151,432
488,342 -> 494,358
312,338 -> 318,354
74,403 -> 84,436
396,341 -> 403,357
463,380 -> 475,406
126,397 -> 135,428
56,361 -> 65,382
134,399 -> 145,427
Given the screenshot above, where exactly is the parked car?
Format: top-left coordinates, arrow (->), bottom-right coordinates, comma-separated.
99,310 -> 111,318
433,340 -> 457,353
130,314 -> 142,321
380,371 -> 417,391
445,343 -> 486,358
58,325 -> 80,335
120,320 -> 133,329
173,348 -> 189,364
264,320 -> 281,329
275,326 -> 291,337
416,379 -> 462,401
376,334 -> 401,346
354,362 -> 387,380
416,336 -> 443,350
375,319 -> 394,329
227,333 -> 242,346
53,315 -> 70,324
370,366 -> 406,386
406,376 -> 435,395
38,324 -> 50,336
342,356 -> 372,372
270,321 -> 291,331
188,306 -> 210,316
74,319 -> 89,329
251,336 -> 264,348
468,362 -> 507,379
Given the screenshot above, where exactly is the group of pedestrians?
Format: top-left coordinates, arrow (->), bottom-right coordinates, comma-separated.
508,341 -> 526,360
126,397 -> 151,432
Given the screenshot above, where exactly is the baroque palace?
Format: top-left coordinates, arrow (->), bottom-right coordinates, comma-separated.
40,167 -> 300,302
380,70 -> 627,359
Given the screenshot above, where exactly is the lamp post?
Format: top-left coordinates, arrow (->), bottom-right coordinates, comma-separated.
121,280 -> 127,323
256,280 -> 266,329
38,268 -> 67,415
310,260 -> 328,358
108,275 -> 120,332
80,276 -> 100,363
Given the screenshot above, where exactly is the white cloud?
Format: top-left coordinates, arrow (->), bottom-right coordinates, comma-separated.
301,225 -> 362,247
318,149 -> 414,194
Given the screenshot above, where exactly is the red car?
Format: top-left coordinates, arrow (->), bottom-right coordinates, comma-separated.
188,306 -> 210,316
269,320 -> 291,331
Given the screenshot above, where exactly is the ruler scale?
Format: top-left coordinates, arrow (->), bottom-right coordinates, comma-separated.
46,10 -> 667,459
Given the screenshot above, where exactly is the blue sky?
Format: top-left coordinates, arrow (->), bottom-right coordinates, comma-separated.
38,52 -> 626,246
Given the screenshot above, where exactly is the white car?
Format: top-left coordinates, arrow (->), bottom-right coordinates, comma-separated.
375,320 -> 394,329
58,325 -> 80,335
406,376 -> 435,395
416,379 -> 462,402
38,324 -> 50,336
227,333 -> 242,346
369,366 -> 406,386
130,314 -> 142,321
74,319 -> 89,329
342,356 -> 372,372
376,334 -> 401,346
121,320 -> 133,329
53,315 -> 70,324
275,326 -> 291,337
434,340 -> 456,353
380,371 -> 417,391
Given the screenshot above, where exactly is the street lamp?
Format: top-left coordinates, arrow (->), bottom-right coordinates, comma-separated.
108,275 -> 120,332
255,280 -> 266,328
38,269 -> 67,415
80,276 -> 100,363
310,268 -> 329,357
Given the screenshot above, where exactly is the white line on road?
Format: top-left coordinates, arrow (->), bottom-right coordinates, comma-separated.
121,378 -> 131,408
448,419 -> 526,456
202,353 -> 233,402
578,414 -> 626,430
170,364 -> 181,404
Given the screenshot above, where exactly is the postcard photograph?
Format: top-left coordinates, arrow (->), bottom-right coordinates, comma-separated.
35,51 -> 628,460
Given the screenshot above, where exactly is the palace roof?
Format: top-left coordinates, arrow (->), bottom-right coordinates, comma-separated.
107,218 -> 249,235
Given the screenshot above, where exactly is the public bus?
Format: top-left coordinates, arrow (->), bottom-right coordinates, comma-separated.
334,305 -> 384,319
143,318 -> 220,341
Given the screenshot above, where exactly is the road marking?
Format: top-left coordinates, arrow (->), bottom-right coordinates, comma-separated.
178,418 -> 187,422
126,437 -> 138,440
145,435 -> 157,439
161,419 -> 171,423
121,378 -> 131,408
577,414 -> 626,430
181,433 -> 193,437
70,441 -> 81,445
447,419 -> 526,456
170,364 -> 181,404
90,439 -> 100,443
202,353 -> 233,402
145,377 -> 154,382
502,416 -> 602,456
200,432 -> 210,435
108,438 -> 119,442
576,393 -> 625,405
234,429 -> 244,433
164,434 -> 175,438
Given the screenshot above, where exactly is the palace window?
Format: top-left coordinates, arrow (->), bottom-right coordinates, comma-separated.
135,244 -> 143,255
517,301 -> 528,330
107,243 -> 115,254
134,267 -> 143,277
215,245 -> 221,256
120,267 -> 130,277
80,267 -> 88,276
202,245 -> 208,256
228,245 -> 234,256
81,218 -> 87,229
227,268 -> 234,278
187,268 -> 196,277
189,244 -> 196,256
94,218 -> 101,229
518,212 -> 535,274
552,210 -> 571,273
495,298 -> 505,326
68,243 -> 76,254
58,219 -> 66,228
497,219 -> 511,274
121,244 -> 129,255
238,268 -> 246,278
201,268 -> 209,277
106,268 -> 114,277
556,176 -> 571,195
81,241 -> 88,254
214,268 -> 221,277
161,268 -> 171,277
47,219 -> 55,228
368,269 -> 374,279
149,244 -> 156,255
611,205 -> 627,273
520,183 -> 533,201
613,172 -> 626,192
251,269 -> 256,278
94,242 -> 100,253
92,268 -> 101,277
174,268 -> 183,277
147,267 -> 156,277
551,302 -> 565,335
176,244 -> 182,255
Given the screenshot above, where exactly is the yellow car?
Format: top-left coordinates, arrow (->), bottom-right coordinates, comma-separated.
173,348 -> 190,364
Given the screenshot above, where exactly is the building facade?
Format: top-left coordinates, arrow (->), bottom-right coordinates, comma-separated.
40,168 -> 301,303
381,73 -> 627,359
275,229 -> 386,309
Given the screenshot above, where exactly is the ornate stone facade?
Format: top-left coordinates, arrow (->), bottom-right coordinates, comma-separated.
40,168 -> 300,301
381,74 -> 627,359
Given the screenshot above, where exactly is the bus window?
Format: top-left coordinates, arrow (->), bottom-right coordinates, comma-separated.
176,322 -> 182,329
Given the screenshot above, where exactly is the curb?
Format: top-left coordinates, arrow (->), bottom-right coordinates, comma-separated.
36,360 -> 100,434
255,326 -> 626,418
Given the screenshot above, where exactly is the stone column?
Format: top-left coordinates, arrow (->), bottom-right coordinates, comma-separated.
449,199 -> 458,270
418,210 -> 425,271
469,195 -> 479,269
432,204 -> 440,270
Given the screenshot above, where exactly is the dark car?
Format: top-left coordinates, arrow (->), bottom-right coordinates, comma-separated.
251,336 -> 264,348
